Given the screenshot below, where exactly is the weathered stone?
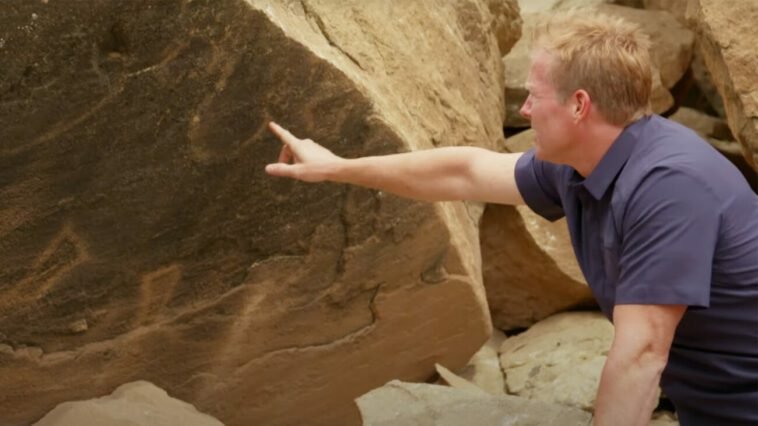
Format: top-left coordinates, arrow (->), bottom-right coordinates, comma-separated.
453,329 -> 507,395
0,1 -> 518,425
499,312 -> 614,411
651,411 -> 680,426
504,128 -> 537,153
435,363 -> 490,395
669,107 -> 732,140
686,0 -> 758,171
610,0 -> 645,7
356,380 -> 593,426
643,0 -> 688,23
488,0 -> 523,56
33,381 -> 223,426
517,0 -> 607,15
690,48 -> 727,118
480,203 -> 595,331
670,105 -> 757,190
596,4 -> 694,90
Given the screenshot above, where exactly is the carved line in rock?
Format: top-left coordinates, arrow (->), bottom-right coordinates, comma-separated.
299,0 -> 365,71
136,264 -> 183,327
0,222 -> 89,312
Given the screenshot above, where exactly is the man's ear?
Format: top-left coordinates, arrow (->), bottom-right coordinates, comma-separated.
573,89 -> 591,121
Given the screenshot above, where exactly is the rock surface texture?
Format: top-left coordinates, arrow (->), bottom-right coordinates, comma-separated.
0,1 -> 519,425
686,0 -> 758,171
499,312 -> 614,411
356,380 -> 592,426
481,204 -> 595,331
33,381 -> 223,426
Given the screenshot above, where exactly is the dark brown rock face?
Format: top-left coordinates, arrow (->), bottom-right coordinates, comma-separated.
0,1 -> 518,424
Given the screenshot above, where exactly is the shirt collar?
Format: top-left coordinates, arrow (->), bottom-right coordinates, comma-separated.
582,115 -> 651,200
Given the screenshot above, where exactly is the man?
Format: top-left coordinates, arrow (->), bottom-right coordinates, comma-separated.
265,12 -> 758,426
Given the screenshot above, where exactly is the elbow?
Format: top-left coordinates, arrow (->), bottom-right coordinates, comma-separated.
607,338 -> 670,377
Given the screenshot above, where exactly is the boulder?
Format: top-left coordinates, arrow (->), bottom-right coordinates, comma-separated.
33,381 -> 223,426
0,1 -> 519,425
480,203 -> 595,331
596,4 -> 694,91
686,0 -> 758,171
499,312 -> 614,411
449,329 -> 507,395
356,380 -> 592,426
488,0 -> 523,56
651,411 -> 680,426
643,0 -> 688,23
669,106 -> 732,140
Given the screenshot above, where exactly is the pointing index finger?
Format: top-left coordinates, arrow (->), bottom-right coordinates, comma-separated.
268,121 -> 299,145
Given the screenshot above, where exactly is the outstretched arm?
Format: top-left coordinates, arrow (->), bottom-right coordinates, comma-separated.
265,122 -> 526,205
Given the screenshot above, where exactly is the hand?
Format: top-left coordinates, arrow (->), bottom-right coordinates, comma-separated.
265,122 -> 342,182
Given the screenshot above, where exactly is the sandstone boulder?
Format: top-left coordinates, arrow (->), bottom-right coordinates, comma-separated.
453,329 -> 507,395
488,0 -> 523,56
596,4 -> 694,90
499,312 -> 614,411
686,0 -> 758,171
480,202 -> 595,331
33,381 -> 223,426
670,107 -> 757,189
669,106 -> 732,140
356,380 -> 592,426
0,1 -> 519,425
643,0 -> 688,23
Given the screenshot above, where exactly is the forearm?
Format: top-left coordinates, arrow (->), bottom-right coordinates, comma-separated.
329,146 -> 492,202
593,347 -> 667,426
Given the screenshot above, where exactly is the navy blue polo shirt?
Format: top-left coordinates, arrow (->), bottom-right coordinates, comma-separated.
514,114 -> 758,424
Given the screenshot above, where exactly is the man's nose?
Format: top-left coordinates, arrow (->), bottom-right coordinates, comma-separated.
519,96 -> 532,119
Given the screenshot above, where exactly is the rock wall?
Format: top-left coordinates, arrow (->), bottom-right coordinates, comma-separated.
0,1 -> 519,424
686,0 -> 758,171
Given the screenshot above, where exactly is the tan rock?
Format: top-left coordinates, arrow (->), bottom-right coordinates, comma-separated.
669,106 -> 732,140
687,0 -> 758,171
488,0 -> 523,56
33,381 -> 223,426
691,48 -> 727,118
356,380 -> 592,426
454,329 -> 507,395
499,312 -> 614,411
480,204 -> 595,331
435,363 -> 490,395
0,1 -> 519,425
670,99 -> 757,189
642,0 -> 689,23
596,4 -> 694,90
651,411 -> 680,426
504,128 -> 537,153
517,0 -> 607,15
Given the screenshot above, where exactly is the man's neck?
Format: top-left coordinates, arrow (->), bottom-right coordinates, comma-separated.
570,120 -> 625,178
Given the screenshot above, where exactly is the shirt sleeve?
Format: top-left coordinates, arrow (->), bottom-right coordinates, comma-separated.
615,167 -> 719,308
514,149 -> 566,221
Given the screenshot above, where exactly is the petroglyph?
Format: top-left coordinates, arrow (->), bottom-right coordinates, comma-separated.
0,223 -> 89,311
136,264 -> 183,327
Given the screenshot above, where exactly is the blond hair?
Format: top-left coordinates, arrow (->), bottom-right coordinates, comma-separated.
532,11 -> 653,126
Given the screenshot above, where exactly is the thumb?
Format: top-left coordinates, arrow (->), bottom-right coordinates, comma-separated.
265,162 -> 301,179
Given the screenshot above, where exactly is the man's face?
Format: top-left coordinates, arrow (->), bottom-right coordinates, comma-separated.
520,51 -> 576,163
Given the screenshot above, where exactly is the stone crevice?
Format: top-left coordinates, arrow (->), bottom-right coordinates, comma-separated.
299,0 -> 366,71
